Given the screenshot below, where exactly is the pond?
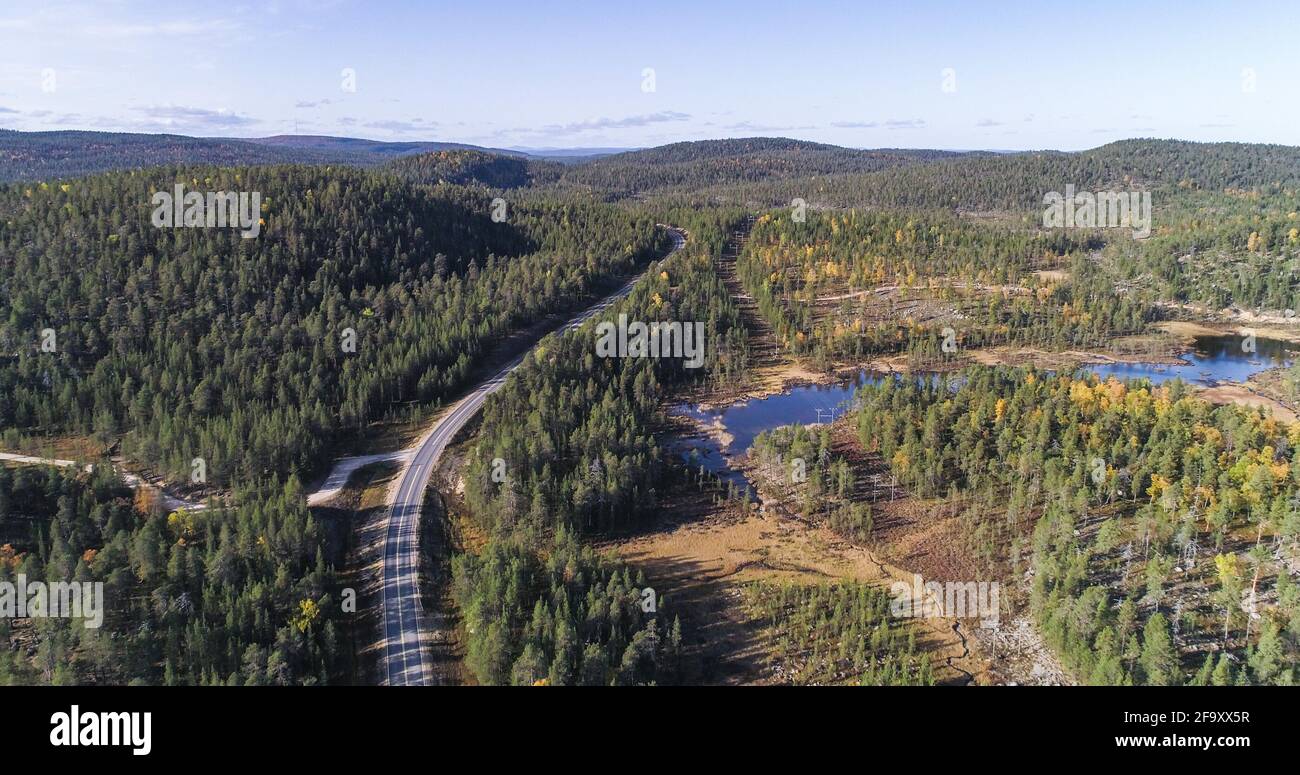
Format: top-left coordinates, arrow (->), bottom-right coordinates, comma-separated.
668,334 -> 1294,493
674,369 -> 885,455
1085,334 -> 1292,386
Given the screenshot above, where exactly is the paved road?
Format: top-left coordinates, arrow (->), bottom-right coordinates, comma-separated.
307,450 -> 413,507
381,227 -> 686,685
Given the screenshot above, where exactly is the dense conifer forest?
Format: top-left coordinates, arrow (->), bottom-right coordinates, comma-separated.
0,166 -> 667,485
4,133 -> 1300,686
0,161 -> 667,684
450,208 -> 748,684
0,465 -> 344,685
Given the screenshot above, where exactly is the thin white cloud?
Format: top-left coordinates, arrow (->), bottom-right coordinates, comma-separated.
363,118 -> 440,134
83,20 -> 241,38
544,111 -> 691,134
724,121 -> 815,132
132,105 -> 259,129
833,118 -> 926,130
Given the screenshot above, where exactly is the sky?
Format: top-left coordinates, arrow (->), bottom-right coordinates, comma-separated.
1,0 -> 1297,151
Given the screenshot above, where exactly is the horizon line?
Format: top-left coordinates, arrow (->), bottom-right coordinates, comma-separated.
3,127 -> 1297,156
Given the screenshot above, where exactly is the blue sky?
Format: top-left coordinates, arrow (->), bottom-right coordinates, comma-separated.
1,0 -> 1296,151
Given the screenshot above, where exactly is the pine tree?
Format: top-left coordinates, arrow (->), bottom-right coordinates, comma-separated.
1248,622 -> 1284,684
1211,653 -> 1233,686
1191,653 -> 1214,686
1140,613 -> 1177,686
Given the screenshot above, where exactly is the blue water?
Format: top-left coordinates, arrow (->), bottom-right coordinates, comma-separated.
674,370 -> 886,454
1086,334 -> 1291,386
669,334 -> 1292,489
672,436 -> 755,494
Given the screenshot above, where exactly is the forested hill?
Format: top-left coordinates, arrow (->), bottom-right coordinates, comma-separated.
555,137 -> 969,195
0,131 -> 315,182
384,149 -> 564,188
884,138 -> 1300,205
10,131 -> 1299,209
586,137 -> 963,165
242,134 -> 513,159
690,138 -> 1300,211
0,131 -> 523,183
1083,139 -> 1300,189
0,165 -> 668,486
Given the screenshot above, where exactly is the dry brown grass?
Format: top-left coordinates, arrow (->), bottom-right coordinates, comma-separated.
0,434 -> 108,462
603,457 -> 985,685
